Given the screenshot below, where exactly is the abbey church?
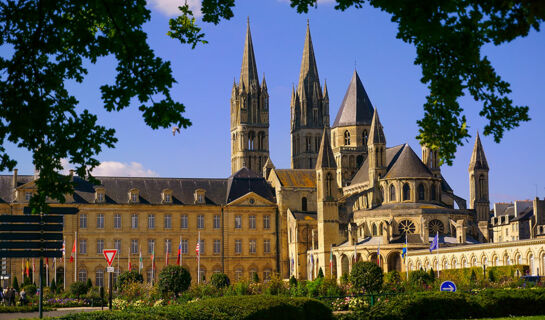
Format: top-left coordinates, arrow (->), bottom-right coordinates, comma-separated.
1,22 -> 545,288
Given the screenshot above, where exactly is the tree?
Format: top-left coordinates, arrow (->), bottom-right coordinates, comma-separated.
408,269 -> 433,287
317,267 -> 324,278
50,278 -> 57,293
117,270 -> 144,290
12,276 -> 19,291
70,281 -> 89,298
289,275 -> 298,288
252,271 -> 260,283
488,269 -> 496,283
350,261 -> 383,293
210,272 -> 230,289
384,270 -> 401,286
429,268 -> 436,283
470,269 -> 477,282
86,278 -> 93,290
157,265 -> 191,297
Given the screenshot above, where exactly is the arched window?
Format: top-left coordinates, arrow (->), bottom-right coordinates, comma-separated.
379,186 -> 384,201
326,173 -> 333,198
479,174 -> 486,200
417,183 -> 425,200
344,130 -> 350,145
403,183 -> 410,201
248,131 -> 255,150
379,222 -> 383,236
430,183 -> 436,201
372,224 -> 377,236
362,130 -> 368,145
389,184 -> 396,202
301,197 -> 307,211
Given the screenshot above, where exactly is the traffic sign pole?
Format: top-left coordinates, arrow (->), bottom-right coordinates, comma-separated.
103,249 -> 117,310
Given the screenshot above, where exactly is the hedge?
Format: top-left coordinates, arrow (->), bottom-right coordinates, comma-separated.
0,305 -> 52,313
53,295 -> 333,320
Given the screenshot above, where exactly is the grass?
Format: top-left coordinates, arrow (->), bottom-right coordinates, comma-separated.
470,316 -> 545,320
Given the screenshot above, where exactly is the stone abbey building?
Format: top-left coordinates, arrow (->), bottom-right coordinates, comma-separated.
1,21 -> 545,288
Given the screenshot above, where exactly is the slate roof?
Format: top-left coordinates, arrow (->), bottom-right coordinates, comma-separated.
469,132 -> 489,171
226,167 -> 275,203
332,70 -> 374,128
350,144 -> 404,185
274,169 -> 316,188
240,20 -> 259,88
368,109 -> 386,145
316,129 -> 336,169
384,144 -> 434,179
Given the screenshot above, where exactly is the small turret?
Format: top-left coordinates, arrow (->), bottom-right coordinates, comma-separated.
468,132 -> 490,242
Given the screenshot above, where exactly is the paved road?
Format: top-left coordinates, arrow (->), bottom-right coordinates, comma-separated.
0,306 -> 108,320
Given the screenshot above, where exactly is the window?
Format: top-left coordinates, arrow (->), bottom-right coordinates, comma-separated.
181,215 -> 188,229
79,239 -> 87,254
249,239 -> 256,254
131,214 -> 138,229
165,239 -> 172,254
95,268 -> 104,287
249,215 -> 256,229
197,215 -> 204,229
25,192 -> 32,201
389,185 -> 396,202
402,183 -> 411,201
96,239 -> 104,254
114,214 -> 121,229
213,215 -> 221,229
148,239 -> 155,254
264,270 -> 271,281
96,214 -> 104,229
164,214 -> 172,229
301,197 -> 307,211
148,214 -> 155,229
131,240 -> 138,254
263,215 -> 270,229
305,136 -> 312,152
199,240 -> 205,255
165,193 -> 171,203
114,239 -> 121,254
235,268 -> 243,280
235,215 -> 242,229
417,183 -> 425,201
97,192 -> 104,203
78,269 -> 87,282
264,239 -> 271,253
235,240 -> 242,254
131,193 -> 138,203
344,130 -> 350,145
362,130 -> 368,145
506,229 -> 509,236
80,214 -> 87,229
213,240 -> 221,254
430,183 -> 436,200
181,239 -> 188,254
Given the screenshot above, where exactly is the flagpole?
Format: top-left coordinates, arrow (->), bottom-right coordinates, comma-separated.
74,231 -> 77,283
54,258 -> 57,285
197,231 -> 201,284
330,244 -> 333,278
405,232 -> 409,280
63,238 -> 66,290
436,231 -> 440,278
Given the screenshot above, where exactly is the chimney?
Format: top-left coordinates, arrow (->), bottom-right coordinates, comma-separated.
534,197 -> 545,226
12,169 -> 18,189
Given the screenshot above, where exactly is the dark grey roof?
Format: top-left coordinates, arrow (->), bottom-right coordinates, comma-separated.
350,144 -> 404,185
384,144 -> 434,179
368,109 -> 385,145
0,175 -> 33,202
240,20 -> 259,88
316,129 -> 336,169
512,207 -> 533,221
332,70 -> 374,128
469,132 -> 489,171
226,167 -> 275,203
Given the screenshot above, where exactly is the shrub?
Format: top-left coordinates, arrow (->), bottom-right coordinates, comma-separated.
384,270 -> 402,286
289,275 -> 297,288
408,270 -> 434,287
263,273 -> 287,295
50,278 -> 57,293
157,265 -> 191,297
86,278 -> 93,290
429,268 -> 436,283
488,269 -> 496,282
252,272 -> 260,283
23,283 -> 37,296
232,280 -> 251,295
70,281 -> 89,298
210,272 -> 230,289
117,271 -> 144,290
12,276 -> 19,291
318,267 -> 324,278
350,261 -> 383,294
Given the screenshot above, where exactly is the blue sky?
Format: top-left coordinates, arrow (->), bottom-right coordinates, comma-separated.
2,0 -> 545,205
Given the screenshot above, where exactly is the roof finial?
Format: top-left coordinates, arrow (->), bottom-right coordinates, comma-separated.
307,19 -> 309,26
247,16 -> 250,25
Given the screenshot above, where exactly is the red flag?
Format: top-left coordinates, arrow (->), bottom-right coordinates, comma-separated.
25,260 -> 30,277
176,241 -> 181,266
195,242 -> 200,256
69,238 -> 76,263
165,251 -> 169,266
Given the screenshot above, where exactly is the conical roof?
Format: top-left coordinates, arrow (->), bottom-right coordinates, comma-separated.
298,22 -> 320,93
368,109 -> 386,145
316,129 -> 336,169
469,132 -> 489,171
240,19 -> 259,88
333,70 -> 374,128
384,144 -> 434,179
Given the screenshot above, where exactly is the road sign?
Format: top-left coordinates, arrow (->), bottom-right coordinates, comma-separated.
103,249 -> 117,266
440,280 -> 456,292
106,267 -> 114,273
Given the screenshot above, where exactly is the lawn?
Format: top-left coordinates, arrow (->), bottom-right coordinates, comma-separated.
472,316 -> 545,320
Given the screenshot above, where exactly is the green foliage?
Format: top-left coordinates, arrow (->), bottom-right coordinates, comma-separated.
350,261 -> 383,294
12,276 -> 19,291
408,270 -> 434,288
470,270 -> 477,282
429,268 -> 436,283
384,270 -> 402,286
22,283 -> 37,296
263,273 -> 288,295
23,276 -> 32,286
252,271 -> 260,283
86,278 -> 93,290
50,278 -> 57,293
0,305 -> 53,313
289,275 -> 298,288
157,265 -> 191,297
232,281 -> 251,295
117,271 -> 144,290
318,267 -> 324,278
70,281 -> 89,298
210,272 -> 230,289
340,273 -> 349,285
488,269 -> 496,283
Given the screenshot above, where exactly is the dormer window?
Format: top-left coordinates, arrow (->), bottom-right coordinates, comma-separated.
162,189 -> 173,204
95,187 -> 105,203
194,189 -> 206,204
25,192 -> 32,201
129,189 -> 139,203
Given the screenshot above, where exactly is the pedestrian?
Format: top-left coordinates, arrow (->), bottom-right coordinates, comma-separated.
5,287 -> 13,306
19,288 -> 26,306
10,287 -> 16,306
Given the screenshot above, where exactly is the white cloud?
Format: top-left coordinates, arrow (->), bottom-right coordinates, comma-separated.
60,159 -> 159,177
149,0 -> 202,17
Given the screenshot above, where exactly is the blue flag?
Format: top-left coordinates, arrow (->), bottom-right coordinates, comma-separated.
401,237 -> 408,259
429,232 -> 439,253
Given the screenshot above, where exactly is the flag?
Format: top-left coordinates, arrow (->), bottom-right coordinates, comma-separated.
138,249 -> 143,272
195,241 -> 200,256
290,256 -> 294,274
128,252 -> 132,271
429,232 -> 439,253
176,240 -> 182,266
61,240 -> 65,262
69,238 -> 76,263
25,260 -> 30,277
151,247 -> 155,271
329,250 -> 333,270
401,237 -> 408,260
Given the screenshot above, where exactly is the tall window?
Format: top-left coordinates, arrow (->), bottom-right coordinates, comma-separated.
96,214 -> 104,229
97,192 -> 104,203
430,183 -> 436,200
213,240 -> 221,254
181,239 -> 188,254
131,193 -> 138,203
165,239 -> 172,254
181,214 -> 188,229
249,240 -> 256,254
197,215 -> 204,229
479,174 -> 487,200
249,215 -> 256,229
25,192 -> 32,201
79,214 -> 87,229
96,239 -> 104,254
235,215 -> 242,229
213,215 -> 221,229
199,240 -> 205,255
305,136 -> 312,152
79,239 -> 87,254
362,130 -> 368,145
315,135 -> 320,152
264,239 -> 271,253
148,239 -> 155,254
235,240 -> 242,254
417,183 -> 425,200
148,214 -> 155,229
131,214 -> 138,229
389,185 -> 396,202
96,269 -> 104,287
263,215 -> 270,229
164,214 -> 172,229
114,214 -> 121,229
326,173 -> 333,198
114,239 -> 121,254
301,197 -> 307,211
78,269 -> 87,282
402,183 -> 411,201
344,130 -> 350,145
131,240 -> 138,254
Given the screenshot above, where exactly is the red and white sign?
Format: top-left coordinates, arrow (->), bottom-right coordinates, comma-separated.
103,249 -> 117,267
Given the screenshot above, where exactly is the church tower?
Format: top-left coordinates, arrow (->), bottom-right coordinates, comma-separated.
315,129 -> 340,276
367,109 -> 386,207
231,20 -> 270,175
468,132 -> 490,241
421,145 -> 441,177
290,22 -> 329,169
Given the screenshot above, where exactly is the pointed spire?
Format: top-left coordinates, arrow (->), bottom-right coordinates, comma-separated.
261,73 -> 267,90
323,79 -> 329,100
240,18 -> 259,88
368,108 -> 386,146
469,131 -> 489,170
298,20 -> 320,93
316,129 -> 336,169
333,70 -> 374,128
